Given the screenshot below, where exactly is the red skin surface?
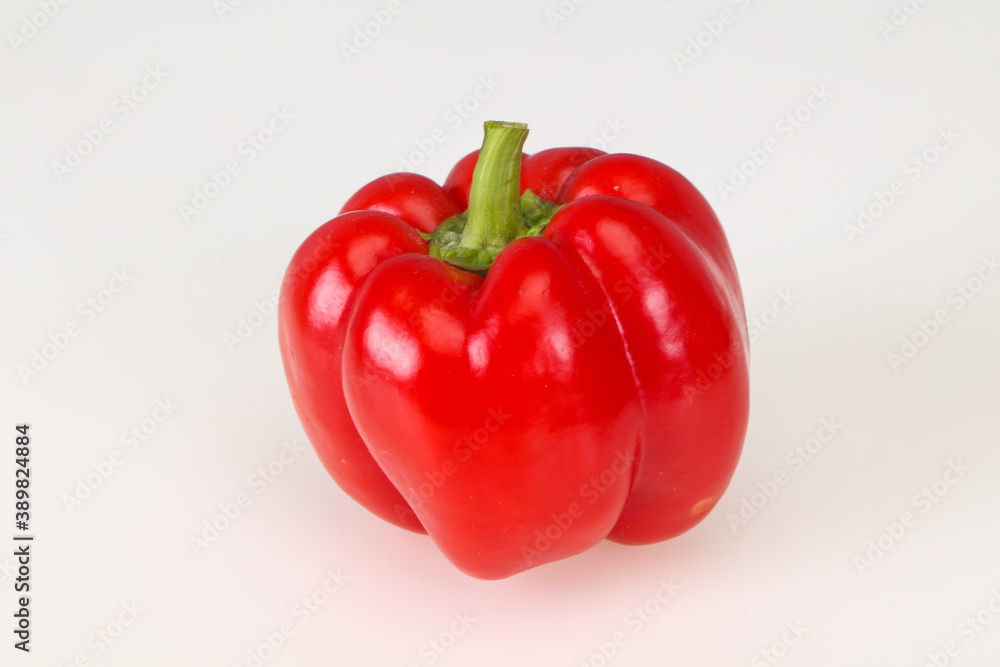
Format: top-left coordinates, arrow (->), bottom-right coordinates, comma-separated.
340,172 -> 459,233
280,148 -> 748,579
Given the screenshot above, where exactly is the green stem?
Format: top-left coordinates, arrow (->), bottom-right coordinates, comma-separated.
426,121 -> 562,273
460,121 -> 529,251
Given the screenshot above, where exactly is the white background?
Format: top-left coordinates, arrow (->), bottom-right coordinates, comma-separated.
2,0 -> 999,665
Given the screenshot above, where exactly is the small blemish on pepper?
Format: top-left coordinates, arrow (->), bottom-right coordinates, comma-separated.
692,497 -> 716,515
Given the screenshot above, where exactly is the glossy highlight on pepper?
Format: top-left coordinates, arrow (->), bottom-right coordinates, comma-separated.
279,121 -> 749,579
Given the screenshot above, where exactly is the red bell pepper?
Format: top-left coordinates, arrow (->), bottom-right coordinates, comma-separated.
279,121 -> 749,579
